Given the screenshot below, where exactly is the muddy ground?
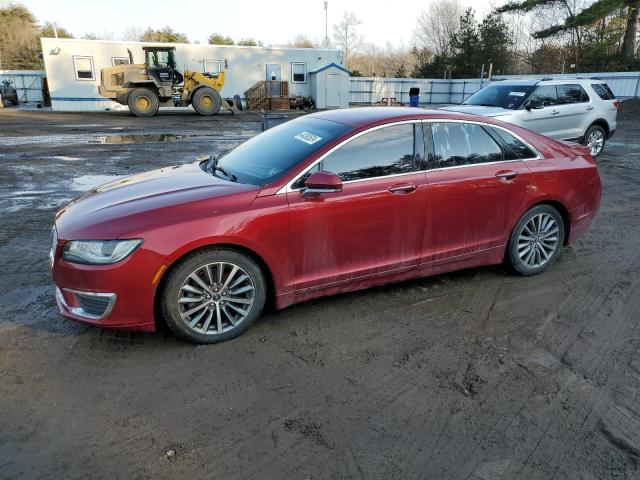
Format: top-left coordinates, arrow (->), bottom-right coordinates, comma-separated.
1,104 -> 639,480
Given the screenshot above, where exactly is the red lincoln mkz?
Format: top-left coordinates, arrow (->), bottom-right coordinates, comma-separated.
51,108 -> 601,344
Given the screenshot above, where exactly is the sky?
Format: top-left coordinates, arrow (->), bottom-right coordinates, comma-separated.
5,0 -> 495,48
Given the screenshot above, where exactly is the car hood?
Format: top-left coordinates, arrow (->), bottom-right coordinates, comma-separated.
440,105 -> 514,117
55,162 -> 260,240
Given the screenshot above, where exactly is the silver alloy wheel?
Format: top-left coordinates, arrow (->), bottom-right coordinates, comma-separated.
177,262 -> 255,335
517,213 -> 560,268
587,129 -> 605,156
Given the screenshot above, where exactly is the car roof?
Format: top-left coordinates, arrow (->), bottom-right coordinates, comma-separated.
306,107 -> 484,128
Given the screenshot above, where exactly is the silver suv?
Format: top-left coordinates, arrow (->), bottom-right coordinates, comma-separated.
442,78 -> 618,157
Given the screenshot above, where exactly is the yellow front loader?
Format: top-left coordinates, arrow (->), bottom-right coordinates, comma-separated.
99,46 -> 228,117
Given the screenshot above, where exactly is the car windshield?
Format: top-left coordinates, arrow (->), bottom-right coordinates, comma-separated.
463,84 -> 537,110
215,117 -> 353,185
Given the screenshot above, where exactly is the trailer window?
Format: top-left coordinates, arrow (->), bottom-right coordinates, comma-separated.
73,56 -> 95,80
291,62 -> 307,83
203,60 -> 221,75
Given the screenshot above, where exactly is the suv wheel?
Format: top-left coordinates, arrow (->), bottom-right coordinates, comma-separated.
584,124 -> 606,157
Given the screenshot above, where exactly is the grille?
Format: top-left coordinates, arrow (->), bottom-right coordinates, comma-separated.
77,293 -> 111,317
113,72 -> 124,86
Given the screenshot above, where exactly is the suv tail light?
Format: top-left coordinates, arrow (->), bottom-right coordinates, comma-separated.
613,100 -> 619,108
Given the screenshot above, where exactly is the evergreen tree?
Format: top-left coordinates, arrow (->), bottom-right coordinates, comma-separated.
450,9 -> 480,76
478,14 -> 514,74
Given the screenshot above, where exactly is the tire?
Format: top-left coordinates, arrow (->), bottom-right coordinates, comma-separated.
191,87 -> 222,116
234,94 -> 243,111
507,205 -> 565,276
127,88 -> 159,117
159,247 -> 266,344
583,124 -> 606,157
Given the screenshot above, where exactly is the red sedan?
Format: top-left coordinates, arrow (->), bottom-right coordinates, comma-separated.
51,108 -> 601,344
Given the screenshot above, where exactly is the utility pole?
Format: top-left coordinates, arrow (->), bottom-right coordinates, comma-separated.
53,22 -> 59,38
323,1 -> 329,48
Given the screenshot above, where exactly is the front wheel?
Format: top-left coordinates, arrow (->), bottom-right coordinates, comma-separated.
191,87 -> 222,116
583,124 -> 606,157
507,205 -> 565,276
159,248 -> 266,344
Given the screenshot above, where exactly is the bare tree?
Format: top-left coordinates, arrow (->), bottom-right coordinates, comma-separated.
287,34 -> 317,48
333,11 -> 363,67
121,26 -> 143,41
82,31 -> 115,41
350,41 -> 418,77
415,0 -> 464,58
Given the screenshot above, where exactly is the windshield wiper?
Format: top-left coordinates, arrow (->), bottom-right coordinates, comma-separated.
202,154 -> 237,182
212,165 -> 237,182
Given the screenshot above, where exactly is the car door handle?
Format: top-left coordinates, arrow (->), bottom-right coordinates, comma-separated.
495,170 -> 518,181
550,110 -> 560,115
586,105 -> 594,111
388,183 -> 417,194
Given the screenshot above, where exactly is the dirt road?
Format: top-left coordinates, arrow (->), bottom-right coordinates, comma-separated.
1,105 -> 639,479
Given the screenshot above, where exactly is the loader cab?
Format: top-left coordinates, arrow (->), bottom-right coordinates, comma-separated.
143,47 -> 183,85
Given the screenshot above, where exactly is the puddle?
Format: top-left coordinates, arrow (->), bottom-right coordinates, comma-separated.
0,130 -> 259,147
608,140 -> 640,149
51,155 -> 81,161
71,174 -> 123,191
88,134 -> 186,144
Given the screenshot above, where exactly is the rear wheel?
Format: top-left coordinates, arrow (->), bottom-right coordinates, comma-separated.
507,205 -> 565,276
160,248 -> 266,344
127,88 -> 159,117
191,87 -> 222,116
583,124 -> 606,157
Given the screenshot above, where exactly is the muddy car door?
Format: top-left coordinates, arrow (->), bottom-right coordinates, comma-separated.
286,122 -> 428,291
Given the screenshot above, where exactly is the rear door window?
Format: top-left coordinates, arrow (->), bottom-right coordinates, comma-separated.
430,123 -> 503,168
321,124 -> 415,181
557,84 -> 589,104
489,127 -> 537,160
591,83 -> 615,100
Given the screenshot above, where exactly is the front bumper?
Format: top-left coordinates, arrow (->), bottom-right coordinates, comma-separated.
51,245 -> 163,332
97,85 -> 117,99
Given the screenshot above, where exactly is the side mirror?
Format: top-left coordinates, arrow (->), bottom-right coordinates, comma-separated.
525,99 -> 544,111
301,171 -> 342,197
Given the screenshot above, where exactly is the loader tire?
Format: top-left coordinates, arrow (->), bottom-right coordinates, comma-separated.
128,88 -> 159,117
192,87 -> 222,116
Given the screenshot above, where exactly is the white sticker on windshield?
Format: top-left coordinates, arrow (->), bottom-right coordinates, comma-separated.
509,91 -> 526,97
294,131 -> 322,145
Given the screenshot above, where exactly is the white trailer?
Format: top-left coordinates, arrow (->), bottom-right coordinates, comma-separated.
40,38 -> 347,112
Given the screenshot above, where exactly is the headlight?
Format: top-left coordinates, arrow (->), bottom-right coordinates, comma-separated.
62,239 -> 142,265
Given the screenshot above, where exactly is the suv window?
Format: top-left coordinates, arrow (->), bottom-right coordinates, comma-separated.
528,85 -> 558,106
557,84 -> 589,104
490,127 -> 537,160
430,123 -> 503,168
591,83 -> 615,100
321,124 -> 415,182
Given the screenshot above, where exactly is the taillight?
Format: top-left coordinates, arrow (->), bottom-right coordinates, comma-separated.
613,100 -> 619,109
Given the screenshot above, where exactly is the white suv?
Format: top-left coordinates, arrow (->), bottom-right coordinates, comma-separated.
442,78 -> 619,157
